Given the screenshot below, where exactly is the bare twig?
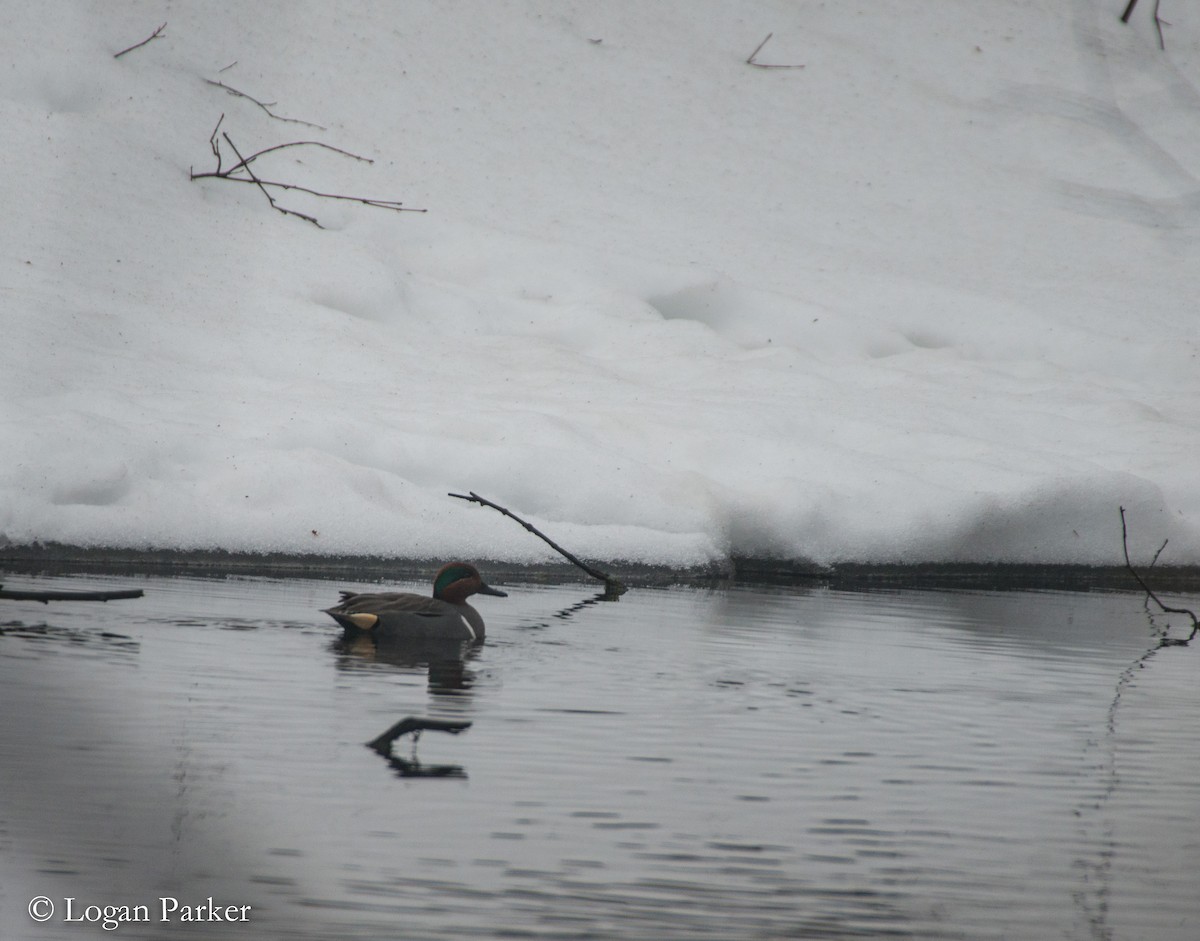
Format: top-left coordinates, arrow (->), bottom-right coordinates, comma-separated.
204,79 -> 326,129
197,133 -> 367,178
207,114 -> 225,172
448,491 -> 626,598
0,586 -> 143,604
221,132 -> 323,227
747,32 -> 805,69
189,172 -> 414,211
222,139 -> 374,175
1120,0 -> 1168,50
114,22 -> 166,59
1119,506 -> 1199,643
747,33 -> 773,64
191,128 -> 425,225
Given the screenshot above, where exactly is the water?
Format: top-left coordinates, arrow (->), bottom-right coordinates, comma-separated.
1,573 -> 1198,940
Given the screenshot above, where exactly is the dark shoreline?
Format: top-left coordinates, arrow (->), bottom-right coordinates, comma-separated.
4,543 -> 1200,593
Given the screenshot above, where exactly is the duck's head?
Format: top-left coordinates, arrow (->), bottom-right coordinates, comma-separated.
432,562 -> 508,604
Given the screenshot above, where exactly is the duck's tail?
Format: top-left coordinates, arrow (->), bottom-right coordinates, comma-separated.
323,607 -> 379,632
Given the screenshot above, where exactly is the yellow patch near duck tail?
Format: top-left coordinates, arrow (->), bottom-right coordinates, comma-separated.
345,613 -> 379,631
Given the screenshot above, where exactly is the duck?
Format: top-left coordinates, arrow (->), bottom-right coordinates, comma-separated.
323,562 -> 507,643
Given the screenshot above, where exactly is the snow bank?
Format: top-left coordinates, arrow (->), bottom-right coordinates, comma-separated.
2,2 -> 1198,567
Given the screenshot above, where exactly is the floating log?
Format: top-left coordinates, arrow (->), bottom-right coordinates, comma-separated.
0,586 -> 144,604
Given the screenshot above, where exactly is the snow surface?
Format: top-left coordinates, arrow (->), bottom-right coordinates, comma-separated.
2,1 -> 1199,568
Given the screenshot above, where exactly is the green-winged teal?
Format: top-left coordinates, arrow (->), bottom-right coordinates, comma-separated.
323,562 -> 507,643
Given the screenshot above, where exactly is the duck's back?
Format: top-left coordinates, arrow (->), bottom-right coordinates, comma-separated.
324,591 -> 481,641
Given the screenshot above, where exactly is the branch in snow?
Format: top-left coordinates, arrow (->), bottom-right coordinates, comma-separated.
190,123 -> 426,227
746,33 -> 805,69
1119,0 -> 1168,51
223,138 -> 375,175
113,22 -> 166,59
219,131 -> 323,227
204,79 -> 327,130
207,113 -> 226,174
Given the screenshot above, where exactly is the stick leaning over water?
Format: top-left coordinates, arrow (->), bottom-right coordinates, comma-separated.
448,491 -> 626,598
1119,506 -> 1199,643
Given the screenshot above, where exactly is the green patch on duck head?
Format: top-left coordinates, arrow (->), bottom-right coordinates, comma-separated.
433,563 -> 478,601
433,563 -> 507,603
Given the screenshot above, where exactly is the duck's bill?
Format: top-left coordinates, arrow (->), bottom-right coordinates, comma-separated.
478,584 -> 508,597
